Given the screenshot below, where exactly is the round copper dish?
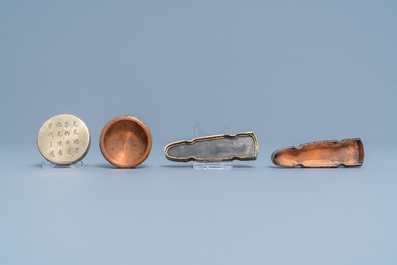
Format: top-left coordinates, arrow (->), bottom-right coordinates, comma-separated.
99,116 -> 152,168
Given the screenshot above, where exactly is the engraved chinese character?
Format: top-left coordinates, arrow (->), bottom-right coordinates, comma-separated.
75,148 -> 79,154
57,131 -> 62,137
48,132 -> 53,138
57,140 -> 62,146
56,122 -> 62,128
65,140 -> 70,145
48,123 -> 53,129
58,149 -> 63,156
49,150 -> 55,157
73,139 -> 80,144
73,129 -> 78,135
49,142 -> 52,148
64,121 -> 69,128
73,121 -> 78,127
66,149 -> 71,155
64,131 -> 70,136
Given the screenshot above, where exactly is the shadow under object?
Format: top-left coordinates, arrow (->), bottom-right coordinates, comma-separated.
164,132 -> 258,162
271,138 -> 364,168
99,116 -> 152,168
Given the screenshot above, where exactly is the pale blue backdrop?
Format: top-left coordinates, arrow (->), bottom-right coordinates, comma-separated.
0,1 -> 396,265
1,1 -> 396,146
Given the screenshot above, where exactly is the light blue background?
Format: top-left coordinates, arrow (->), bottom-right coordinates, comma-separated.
0,1 -> 396,264
1,0 -> 396,146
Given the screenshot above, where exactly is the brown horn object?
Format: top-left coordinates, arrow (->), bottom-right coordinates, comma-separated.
271,138 -> 364,168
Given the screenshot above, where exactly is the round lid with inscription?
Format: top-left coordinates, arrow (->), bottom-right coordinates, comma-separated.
99,116 -> 152,168
37,114 -> 91,164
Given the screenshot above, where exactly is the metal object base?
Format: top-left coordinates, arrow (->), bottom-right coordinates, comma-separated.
41,160 -> 86,169
193,161 -> 233,170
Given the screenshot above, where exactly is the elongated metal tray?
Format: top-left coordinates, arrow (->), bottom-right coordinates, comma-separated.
164,132 -> 258,162
271,138 -> 364,168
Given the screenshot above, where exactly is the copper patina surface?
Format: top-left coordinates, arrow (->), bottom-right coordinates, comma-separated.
99,116 -> 152,168
271,138 -> 364,168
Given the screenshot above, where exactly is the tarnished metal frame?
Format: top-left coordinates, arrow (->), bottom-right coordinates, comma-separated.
164,132 -> 258,162
271,138 -> 364,168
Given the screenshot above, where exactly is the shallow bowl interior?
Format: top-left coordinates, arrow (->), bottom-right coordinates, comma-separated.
101,118 -> 150,167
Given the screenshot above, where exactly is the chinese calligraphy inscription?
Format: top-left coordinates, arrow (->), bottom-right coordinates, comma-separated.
37,114 -> 91,165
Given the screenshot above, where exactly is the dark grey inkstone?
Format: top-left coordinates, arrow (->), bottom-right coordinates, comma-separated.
164,132 -> 258,162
